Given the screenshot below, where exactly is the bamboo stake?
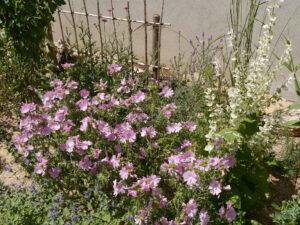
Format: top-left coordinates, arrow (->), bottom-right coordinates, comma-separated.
158,0 -> 165,79
97,0 -> 104,61
82,0 -> 90,35
126,2 -> 134,76
152,14 -> 160,80
58,10 -> 171,26
110,0 -> 119,60
67,0 -> 79,51
57,8 -> 65,42
144,0 -> 148,67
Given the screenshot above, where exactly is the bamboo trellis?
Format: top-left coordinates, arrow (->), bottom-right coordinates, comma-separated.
55,0 -> 171,79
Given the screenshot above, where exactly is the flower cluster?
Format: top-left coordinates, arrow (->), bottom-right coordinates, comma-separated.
14,71 -> 238,224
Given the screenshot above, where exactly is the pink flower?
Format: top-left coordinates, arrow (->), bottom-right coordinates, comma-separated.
183,170 -> 198,186
120,167 -> 129,180
76,99 -> 89,111
181,139 -> 192,149
48,167 -> 61,179
79,155 -> 92,170
128,190 -> 138,197
21,103 -> 36,114
131,91 -> 147,104
67,80 -> 78,89
222,155 -> 236,169
141,126 -> 157,138
158,198 -> 168,207
55,106 -> 68,122
225,204 -> 236,222
80,117 -> 94,132
209,177 -> 222,195
184,199 -> 199,218
115,122 -> 136,143
50,79 -> 63,87
62,120 -> 75,132
113,180 -> 126,196
65,135 -> 79,152
34,162 -> 47,176
92,149 -> 102,159
224,185 -> 231,191
80,89 -> 90,98
161,103 -> 177,119
108,9 -> 113,12
166,123 -> 182,134
102,19 -> 108,23
114,145 -> 122,152
34,155 -> 48,176
49,121 -> 60,131
61,62 -> 75,68
158,86 -> 174,98
219,206 -> 225,218
108,63 -> 122,74
182,121 -> 197,132
199,209 -> 210,225
110,155 -> 120,168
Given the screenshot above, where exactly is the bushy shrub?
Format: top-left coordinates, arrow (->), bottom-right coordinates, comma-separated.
12,61 -> 241,224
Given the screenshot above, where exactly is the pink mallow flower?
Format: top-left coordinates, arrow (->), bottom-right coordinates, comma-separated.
225,204 -> 236,222
115,122 -> 136,143
55,106 -> 68,122
141,126 -> 157,138
184,199 -> 199,218
67,80 -> 79,89
61,62 -> 75,68
199,209 -> 210,225
219,206 -> 225,218
79,155 -> 92,170
209,177 -> 222,195
131,91 -> 147,104
183,170 -> 198,187
108,63 -> 122,74
113,180 -> 126,196
80,89 -> 90,98
161,103 -> 177,119
158,86 -> 174,98
181,139 -> 192,149
76,99 -> 89,111
21,103 -> 36,114
48,167 -> 61,179
182,121 -> 197,132
166,123 -> 182,134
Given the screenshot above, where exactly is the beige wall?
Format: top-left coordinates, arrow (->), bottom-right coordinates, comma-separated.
52,0 -> 300,101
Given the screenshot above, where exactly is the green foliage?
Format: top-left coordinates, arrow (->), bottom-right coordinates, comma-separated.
0,182 -> 116,225
281,135 -> 300,178
0,0 -> 65,60
271,191 -> 300,224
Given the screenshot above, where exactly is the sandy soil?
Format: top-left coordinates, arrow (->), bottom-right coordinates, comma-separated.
0,110 -> 31,186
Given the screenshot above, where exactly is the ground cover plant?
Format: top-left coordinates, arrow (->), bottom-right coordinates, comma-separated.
1,0 -> 299,224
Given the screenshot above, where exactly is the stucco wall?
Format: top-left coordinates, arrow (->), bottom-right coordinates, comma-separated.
52,0 -> 300,101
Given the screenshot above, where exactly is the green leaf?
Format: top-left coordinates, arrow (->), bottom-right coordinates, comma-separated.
283,62 -> 293,72
282,120 -> 300,127
272,203 -> 280,210
227,195 -> 241,209
218,128 -> 242,143
288,102 -> 300,111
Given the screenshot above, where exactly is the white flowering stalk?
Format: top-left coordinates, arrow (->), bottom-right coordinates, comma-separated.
248,112 -> 281,151
204,62 -> 226,152
228,0 -> 288,123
